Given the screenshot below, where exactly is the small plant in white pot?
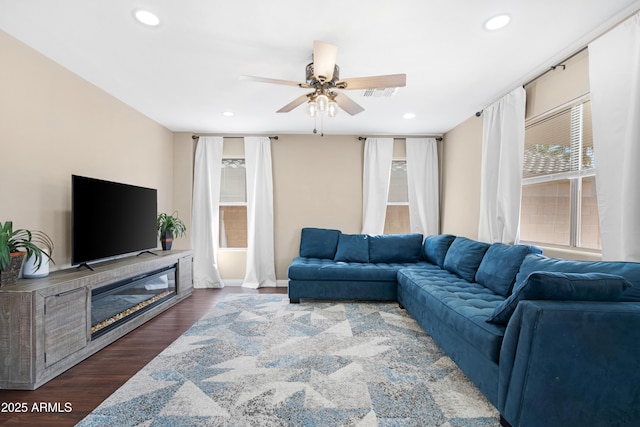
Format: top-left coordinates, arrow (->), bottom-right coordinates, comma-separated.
0,221 -> 54,285
157,212 -> 187,251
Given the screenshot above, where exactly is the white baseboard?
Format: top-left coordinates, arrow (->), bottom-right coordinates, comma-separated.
222,279 -> 289,288
222,279 -> 244,287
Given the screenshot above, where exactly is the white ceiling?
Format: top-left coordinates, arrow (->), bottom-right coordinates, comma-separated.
1,0 -> 639,136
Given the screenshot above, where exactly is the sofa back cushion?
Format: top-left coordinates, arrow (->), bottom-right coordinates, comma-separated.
476,243 -> 543,296
422,234 -> 456,267
515,253 -> 640,302
486,271 -> 632,324
334,234 -> 369,262
368,233 -> 423,263
443,237 -> 491,282
299,227 -> 341,259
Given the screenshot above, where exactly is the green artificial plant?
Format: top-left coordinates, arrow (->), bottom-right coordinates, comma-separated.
0,221 -> 54,271
157,212 -> 187,238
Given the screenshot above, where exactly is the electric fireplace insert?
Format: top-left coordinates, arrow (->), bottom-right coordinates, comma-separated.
91,266 -> 176,338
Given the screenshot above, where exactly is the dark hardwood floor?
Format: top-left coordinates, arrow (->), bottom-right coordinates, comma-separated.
0,287 -> 287,427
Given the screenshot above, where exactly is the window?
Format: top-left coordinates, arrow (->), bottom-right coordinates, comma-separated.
519,98 -> 601,250
219,158 -> 247,248
384,159 -> 410,234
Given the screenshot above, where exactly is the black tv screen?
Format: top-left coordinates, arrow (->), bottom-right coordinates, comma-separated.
72,175 -> 158,266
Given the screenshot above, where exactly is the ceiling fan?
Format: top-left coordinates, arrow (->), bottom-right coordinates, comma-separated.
241,41 -> 406,117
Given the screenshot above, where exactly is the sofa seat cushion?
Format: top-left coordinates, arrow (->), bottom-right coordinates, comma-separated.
288,257 -> 437,282
397,268 -> 506,363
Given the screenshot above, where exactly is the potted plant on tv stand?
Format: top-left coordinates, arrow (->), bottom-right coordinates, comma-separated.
157,212 -> 187,251
0,221 -> 54,286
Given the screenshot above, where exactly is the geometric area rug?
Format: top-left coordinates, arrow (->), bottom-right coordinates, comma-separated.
77,294 -> 499,426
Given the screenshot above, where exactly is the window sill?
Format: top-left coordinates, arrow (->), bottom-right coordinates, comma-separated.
522,242 -> 602,261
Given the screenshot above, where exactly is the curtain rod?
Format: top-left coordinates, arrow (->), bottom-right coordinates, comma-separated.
192,134 -> 279,140
475,4 -> 640,117
475,46 -> 589,117
520,46 -> 588,88
358,135 -> 443,142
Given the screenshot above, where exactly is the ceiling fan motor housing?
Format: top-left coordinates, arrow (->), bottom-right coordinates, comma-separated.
306,63 -> 340,86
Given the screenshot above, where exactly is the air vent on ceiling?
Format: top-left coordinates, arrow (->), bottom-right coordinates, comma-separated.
362,87 -> 398,98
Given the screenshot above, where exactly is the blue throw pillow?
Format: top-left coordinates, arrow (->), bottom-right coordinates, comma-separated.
475,243 -> 542,296
422,234 -> 456,267
299,227 -> 341,259
334,234 -> 369,263
486,271 -> 632,325
368,234 -> 423,263
442,237 -> 490,282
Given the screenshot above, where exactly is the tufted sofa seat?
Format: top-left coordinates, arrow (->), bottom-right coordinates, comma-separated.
397,268 -> 505,363
288,257 -> 436,282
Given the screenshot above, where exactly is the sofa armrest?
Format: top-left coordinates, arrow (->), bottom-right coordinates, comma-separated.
498,300 -> 640,427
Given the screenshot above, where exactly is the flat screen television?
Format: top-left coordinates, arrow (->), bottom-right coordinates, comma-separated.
72,175 -> 158,266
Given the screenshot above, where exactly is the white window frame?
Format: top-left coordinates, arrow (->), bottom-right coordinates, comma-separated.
385,157 -> 410,234
520,94 -> 600,251
219,156 -> 247,249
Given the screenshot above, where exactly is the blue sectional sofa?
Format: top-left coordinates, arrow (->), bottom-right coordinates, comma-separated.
287,228 -> 640,427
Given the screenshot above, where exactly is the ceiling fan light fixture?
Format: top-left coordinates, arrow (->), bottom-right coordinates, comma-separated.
328,100 -> 338,117
307,100 -> 317,118
316,94 -> 329,112
133,9 -> 160,27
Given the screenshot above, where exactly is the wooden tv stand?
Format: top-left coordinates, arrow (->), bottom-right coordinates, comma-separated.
0,250 -> 193,390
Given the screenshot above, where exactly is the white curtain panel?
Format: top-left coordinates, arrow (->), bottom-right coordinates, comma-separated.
191,136 -> 225,288
478,86 -> 526,244
243,137 -> 277,288
589,12 -> 640,261
362,137 -> 394,235
406,138 -> 440,236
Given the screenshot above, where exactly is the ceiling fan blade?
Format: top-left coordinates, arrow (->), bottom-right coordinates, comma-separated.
337,74 -> 406,90
313,41 -> 338,81
334,93 -> 365,116
240,75 -> 310,88
277,94 -> 311,113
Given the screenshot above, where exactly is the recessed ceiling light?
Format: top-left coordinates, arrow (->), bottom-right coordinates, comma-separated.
484,14 -> 511,31
134,9 -> 160,27
222,111 -> 235,117
403,113 -> 416,120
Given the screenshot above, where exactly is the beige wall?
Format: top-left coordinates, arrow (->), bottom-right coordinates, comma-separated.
0,30 -> 175,269
272,134 -> 364,280
171,132 -> 196,251
440,116 -> 483,239
525,49 -> 590,120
